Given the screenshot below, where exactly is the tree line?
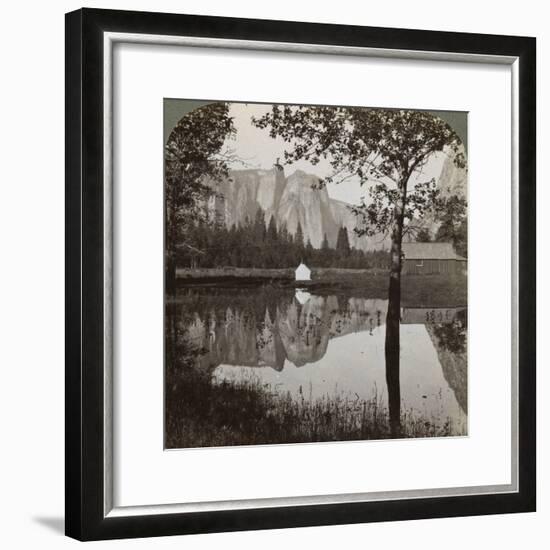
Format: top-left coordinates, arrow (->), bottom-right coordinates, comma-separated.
177,205 -> 390,270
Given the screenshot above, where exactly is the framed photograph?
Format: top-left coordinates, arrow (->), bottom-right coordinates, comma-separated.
65,8 -> 536,541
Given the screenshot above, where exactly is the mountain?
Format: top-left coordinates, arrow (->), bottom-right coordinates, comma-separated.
276,170 -> 338,248
207,167 -> 386,251
329,199 -> 384,251
207,167 -> 286,228
206,149 -> 467,251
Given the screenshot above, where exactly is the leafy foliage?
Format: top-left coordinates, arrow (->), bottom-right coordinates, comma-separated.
165,103 -> 235,255
415,228 -> 433,242
434,195 -> 468,257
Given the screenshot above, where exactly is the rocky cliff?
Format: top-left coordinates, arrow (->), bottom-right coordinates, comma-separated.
207,167 -> 386,251
206,149 -> 466,251
437,144 -> 467,199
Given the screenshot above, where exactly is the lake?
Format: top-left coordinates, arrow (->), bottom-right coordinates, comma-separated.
165,284 -> 467,448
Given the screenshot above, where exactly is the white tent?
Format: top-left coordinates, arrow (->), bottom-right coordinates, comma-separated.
295,262 -> 311,281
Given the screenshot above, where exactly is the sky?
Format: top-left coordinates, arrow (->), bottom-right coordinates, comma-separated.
222,102 -> 446,206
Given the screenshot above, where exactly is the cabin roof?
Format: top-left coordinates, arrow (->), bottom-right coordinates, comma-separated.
402,242 -> 461,260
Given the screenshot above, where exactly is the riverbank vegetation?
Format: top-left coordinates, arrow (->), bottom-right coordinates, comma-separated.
172,270 -> 467,307
176,205 -> 390,270
165,358 -> 464,449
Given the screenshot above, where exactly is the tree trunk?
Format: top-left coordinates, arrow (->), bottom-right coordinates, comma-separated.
385,180 -> 407,437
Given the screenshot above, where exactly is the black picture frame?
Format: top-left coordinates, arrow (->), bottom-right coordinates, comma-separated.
65,7 -> 536,541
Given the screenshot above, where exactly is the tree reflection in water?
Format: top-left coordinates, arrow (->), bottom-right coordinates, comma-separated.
432,309 -> 467,354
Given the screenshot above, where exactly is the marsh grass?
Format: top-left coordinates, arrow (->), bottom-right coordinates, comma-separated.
165,364 -> 463,449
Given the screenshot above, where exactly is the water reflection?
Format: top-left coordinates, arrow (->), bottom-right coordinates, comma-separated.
165,286 -> 467,448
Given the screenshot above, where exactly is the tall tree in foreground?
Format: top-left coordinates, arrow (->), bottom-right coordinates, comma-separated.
165,103 -> 234,290
254,106 -> 464,433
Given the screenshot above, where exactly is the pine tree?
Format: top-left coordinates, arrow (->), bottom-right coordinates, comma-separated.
305,239 -> 314,262
335,226 -> 351,256
295,221 -> 304,249
341,226 -> 351,255
336,226 -> 344,251
267,215 -> 278,242
253,206 -> 266,244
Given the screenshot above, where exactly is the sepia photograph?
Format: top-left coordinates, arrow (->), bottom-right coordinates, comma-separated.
164,100 -> 468,449
58,4 -> 536,542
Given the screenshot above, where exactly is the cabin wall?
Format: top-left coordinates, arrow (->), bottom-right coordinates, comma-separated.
402,259 -> 462,275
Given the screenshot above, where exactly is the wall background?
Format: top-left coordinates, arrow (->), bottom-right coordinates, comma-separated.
0,1 -> 545,548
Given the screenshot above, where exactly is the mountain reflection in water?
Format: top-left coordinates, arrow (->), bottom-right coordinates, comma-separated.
166,286 -> 467,447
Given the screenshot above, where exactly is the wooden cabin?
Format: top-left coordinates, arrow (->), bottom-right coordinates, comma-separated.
401,242 -> 467,275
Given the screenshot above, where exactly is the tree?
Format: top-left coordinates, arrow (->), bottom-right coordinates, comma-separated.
165,103 -> 234,289
305,239 -> 314,262
435,195 -> 467,257
321,233 -> 330,251
295,221 -> 304,250
253,206 -> 267,244
416,228 -> 432,242
455,219 -> 468,258
336,226 -> 351,256
267,215 -> 278,242
254,106 -> 464,433
335,227 -> 344,251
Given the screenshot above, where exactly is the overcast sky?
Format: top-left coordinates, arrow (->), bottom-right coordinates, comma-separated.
222,102 -> 446,206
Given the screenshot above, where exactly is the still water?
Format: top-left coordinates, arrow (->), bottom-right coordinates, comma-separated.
166,285 -> 467,447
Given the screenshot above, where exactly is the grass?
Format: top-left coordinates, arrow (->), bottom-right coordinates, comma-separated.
175,266 -> 387,288
176,266 -> 296,280
165,361 -> 465,449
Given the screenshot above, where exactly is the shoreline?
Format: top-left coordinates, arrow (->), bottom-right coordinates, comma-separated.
176,266 -> 386,279
171,267 -> 468,308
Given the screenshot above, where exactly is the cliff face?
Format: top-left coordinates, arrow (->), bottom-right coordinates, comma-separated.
205,146 -> 467,251
437,144 -> 467,199
207,167 -> 386,251
210,168 -> 287,228
330,199 -> 388,251
277,170 -> 338,248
